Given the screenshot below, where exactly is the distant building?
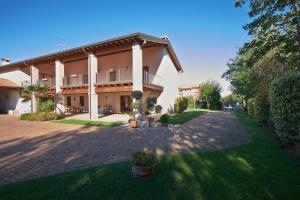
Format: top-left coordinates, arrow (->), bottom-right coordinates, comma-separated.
178,84 -> 200,98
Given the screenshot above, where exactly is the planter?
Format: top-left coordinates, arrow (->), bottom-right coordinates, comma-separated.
132,164 -> 155,176
130,120 -> 138,128
147,117 -> 154,127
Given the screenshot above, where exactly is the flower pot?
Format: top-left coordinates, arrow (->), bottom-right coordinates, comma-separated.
130,120 -> 137,128
132,164 -> 155,176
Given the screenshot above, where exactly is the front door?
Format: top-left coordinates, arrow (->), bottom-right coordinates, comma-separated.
120,96 -> 131,112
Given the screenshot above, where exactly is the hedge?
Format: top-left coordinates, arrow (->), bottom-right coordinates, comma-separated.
270,72 -> 300,146
247,98 -> 255,118
175,97 -> 188,113
20,112 -> 61,121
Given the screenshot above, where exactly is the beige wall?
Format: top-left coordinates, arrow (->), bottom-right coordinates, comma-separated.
64,59 -> 88,75
64,94 -> 89,111
98,92 -> 131,113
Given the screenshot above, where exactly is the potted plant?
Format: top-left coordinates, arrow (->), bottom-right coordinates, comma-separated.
130,90 -> 143,128
146,96 -> 157,127
155,105 -> 162,114
160,114 -> 170,127
132,150 -> 155,177
130,102 -> 140,128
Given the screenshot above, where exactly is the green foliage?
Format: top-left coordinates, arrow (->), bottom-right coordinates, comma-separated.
132,150 -> 155,167
146,96 -> 157,111
20,112 -> 61,121
155,105 -> 162,113
175,97 -> 188,113
253,94 -> 269,124
200,81 -> 222,110
186,96 -> 195,108
131,102 -> 140,110
247,98 -> 255,118
270,72 -> 300,146
131,90 -> 143,100
160,114 -> 170,124
21,84 -> 53,103
55,119 -> 122,127
38,99 -> 55,112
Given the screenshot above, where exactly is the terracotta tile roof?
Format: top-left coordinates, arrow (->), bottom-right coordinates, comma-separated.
0,78 -> 21,89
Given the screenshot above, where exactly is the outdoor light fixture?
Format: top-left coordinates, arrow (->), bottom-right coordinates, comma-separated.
70,74 -> 78,77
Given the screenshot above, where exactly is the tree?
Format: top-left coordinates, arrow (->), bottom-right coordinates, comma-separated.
200,81 -> 222,110
235,0 -> 300,63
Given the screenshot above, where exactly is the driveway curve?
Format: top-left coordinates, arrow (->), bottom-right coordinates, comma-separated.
0,111 -> 250,186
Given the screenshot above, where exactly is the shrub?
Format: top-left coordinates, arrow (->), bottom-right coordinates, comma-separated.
247,98 -> 255,118
270,72 -> 300,146
38,99 -> 55,112
254,94 -> 269,124
155,105 -> 162,113
132,150 -> 155,167
20,112 -> 61,121
187,96 -> 195,108
200,80 -> 222,110
160,114 -> 170,124
175,97 -> 188,113
132,90 -> 143,100
146,96 -> 157,112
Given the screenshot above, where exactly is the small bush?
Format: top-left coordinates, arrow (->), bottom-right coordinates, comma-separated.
132,150 -> 155,167
247,98 -> 255,118
146,96 -> 157,112
20,112 -> 61,121
187,96 -> 195,108
155,105 -> 162,113
160,114 -> 170,124
254,94 -> 269,124
270,72 -> 300,146
38,99 -> 55,112
132,90 -> 143,100
175,97 -> 188,113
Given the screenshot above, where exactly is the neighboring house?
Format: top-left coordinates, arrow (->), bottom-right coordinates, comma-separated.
178,84 -> 200,98
0,33 -> 183,119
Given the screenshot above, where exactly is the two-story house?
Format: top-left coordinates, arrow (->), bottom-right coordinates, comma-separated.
0,33 -> 182,119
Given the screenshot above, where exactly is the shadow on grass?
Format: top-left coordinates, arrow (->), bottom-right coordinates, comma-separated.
54,119 -> 123,127
168,109 -> 208,124
0,112 -> 299,199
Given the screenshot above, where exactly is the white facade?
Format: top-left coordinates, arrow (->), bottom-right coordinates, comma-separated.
0,70 -> 31,114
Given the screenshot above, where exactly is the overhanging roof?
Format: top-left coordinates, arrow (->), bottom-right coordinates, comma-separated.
0,32 -> 182,72
0,78 -> 21,89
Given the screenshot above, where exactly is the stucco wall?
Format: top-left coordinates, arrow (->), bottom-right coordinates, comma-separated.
0,70 -> 32,114
64,94 -> 89,112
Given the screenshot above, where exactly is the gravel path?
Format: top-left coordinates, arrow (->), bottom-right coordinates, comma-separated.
0,111 -> 250,186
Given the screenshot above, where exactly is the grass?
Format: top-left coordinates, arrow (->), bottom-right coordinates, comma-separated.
1,112 -> 300,199
54,119 -> 123,127
167,108 -> 208,124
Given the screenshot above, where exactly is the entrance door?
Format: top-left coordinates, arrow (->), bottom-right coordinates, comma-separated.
120,96 -> 131,112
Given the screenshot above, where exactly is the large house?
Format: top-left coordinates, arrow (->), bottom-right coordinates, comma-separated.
0,33 -> 182,119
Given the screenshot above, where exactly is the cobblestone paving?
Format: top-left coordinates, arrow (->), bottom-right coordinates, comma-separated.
0,111 -> 250,186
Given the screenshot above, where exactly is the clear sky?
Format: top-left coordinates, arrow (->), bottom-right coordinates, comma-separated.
0,0 -> 250,96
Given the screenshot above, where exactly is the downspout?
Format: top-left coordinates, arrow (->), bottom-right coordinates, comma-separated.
82,48 -> 92,119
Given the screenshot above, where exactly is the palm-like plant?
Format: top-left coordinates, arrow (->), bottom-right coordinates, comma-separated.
21,84 -> 54,103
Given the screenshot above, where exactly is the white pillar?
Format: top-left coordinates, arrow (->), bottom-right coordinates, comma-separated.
55,60 -> 64,115
30,65 -> 39,113
88,53 -> 98,120
132,42 -> 143,92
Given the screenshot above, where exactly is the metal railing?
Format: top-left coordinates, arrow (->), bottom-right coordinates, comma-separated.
96,68 -> 132,84
63,74 -> 88,87
38,78 -> 55,87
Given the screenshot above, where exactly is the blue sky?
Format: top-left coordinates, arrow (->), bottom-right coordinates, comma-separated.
0,0 -> 250,95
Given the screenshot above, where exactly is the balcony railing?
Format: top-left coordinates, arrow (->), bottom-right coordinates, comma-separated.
96,68 -> 132,84
38,78 -> 55,87
63,74 -> 88,87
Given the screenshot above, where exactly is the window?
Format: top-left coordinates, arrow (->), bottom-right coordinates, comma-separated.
143,66 -> 149,82
79,96 -> 84,107
109,70 -> 116,82
67,96 -> 71,107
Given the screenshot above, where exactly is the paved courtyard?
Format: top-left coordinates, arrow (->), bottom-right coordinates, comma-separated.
0,111 -> 250,186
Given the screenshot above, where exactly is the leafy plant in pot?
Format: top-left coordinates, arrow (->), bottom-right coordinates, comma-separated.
146,96 -> 157,127
160,114 -> 170,127
132,150 -> 155,177
130,90 -> 143,128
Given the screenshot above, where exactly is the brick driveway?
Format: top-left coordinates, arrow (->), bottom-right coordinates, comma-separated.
0,111 -> 250,186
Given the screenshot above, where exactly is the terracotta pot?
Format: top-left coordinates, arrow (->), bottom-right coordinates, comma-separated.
132,164 -> 155,176
130,120 -> 137,128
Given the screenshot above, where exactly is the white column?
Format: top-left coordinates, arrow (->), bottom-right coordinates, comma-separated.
88,53 -> 98,120
55,60 -> 64,115
30,65 -> 39,112
132,42 -> 143,92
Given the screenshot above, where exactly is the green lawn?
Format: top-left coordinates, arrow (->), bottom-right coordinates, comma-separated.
167,109 -> 208,124
1,112 -> 300,199
54,119 -> 123,127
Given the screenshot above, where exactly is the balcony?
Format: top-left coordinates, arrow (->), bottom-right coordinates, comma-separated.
63,74 -> 88,87
96,68 -> 132,85
38,78 -> 55,87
